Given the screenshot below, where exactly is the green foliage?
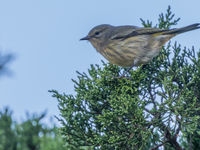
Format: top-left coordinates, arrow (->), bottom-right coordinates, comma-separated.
0,107 -> 68,150
0,107 -> 17,150
16,112 -> 47,150
40,127 -> 68,150
51,64 -> 151,150
140,6 -> 180,29
50,6 -> 200,150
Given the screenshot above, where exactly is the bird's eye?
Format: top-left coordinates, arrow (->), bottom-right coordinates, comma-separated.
95,31 -> 100,35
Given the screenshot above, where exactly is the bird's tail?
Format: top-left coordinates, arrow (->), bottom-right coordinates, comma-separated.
164,23 -> 200,35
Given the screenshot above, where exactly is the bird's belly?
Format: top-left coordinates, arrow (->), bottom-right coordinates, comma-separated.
139,48 -> 161,64
100,39 -> 147,67
98,35 -> 166,67
101,47 -> 161,67
108,56 -> 134,67
100,47 -> 136,67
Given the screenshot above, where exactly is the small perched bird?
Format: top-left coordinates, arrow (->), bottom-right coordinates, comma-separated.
81,23 -> 200,75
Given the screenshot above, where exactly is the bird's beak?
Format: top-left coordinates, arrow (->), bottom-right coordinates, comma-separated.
80,35 -> 91,41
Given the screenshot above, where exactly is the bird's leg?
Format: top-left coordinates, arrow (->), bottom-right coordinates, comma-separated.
141,64 -> 148,70
113,67 -> 133,79
120,66 -> 134,77
113,59 -> 138,79
115,62 -> 137,79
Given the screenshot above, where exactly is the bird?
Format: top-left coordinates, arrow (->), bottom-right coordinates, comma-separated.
80,23 -> 200,76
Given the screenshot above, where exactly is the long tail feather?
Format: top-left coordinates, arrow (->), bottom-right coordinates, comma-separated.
164,23 -> 200,35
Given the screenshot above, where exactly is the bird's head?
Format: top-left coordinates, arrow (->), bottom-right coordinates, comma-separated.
80,24 -> 113,50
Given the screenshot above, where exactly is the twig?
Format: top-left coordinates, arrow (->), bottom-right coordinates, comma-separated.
151,140 -> 169,150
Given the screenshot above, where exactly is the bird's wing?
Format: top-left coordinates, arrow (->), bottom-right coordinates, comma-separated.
109,25 -> 139,40
111,26 -> 169,40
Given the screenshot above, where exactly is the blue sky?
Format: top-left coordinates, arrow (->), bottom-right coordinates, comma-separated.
0,0 -> 200,123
